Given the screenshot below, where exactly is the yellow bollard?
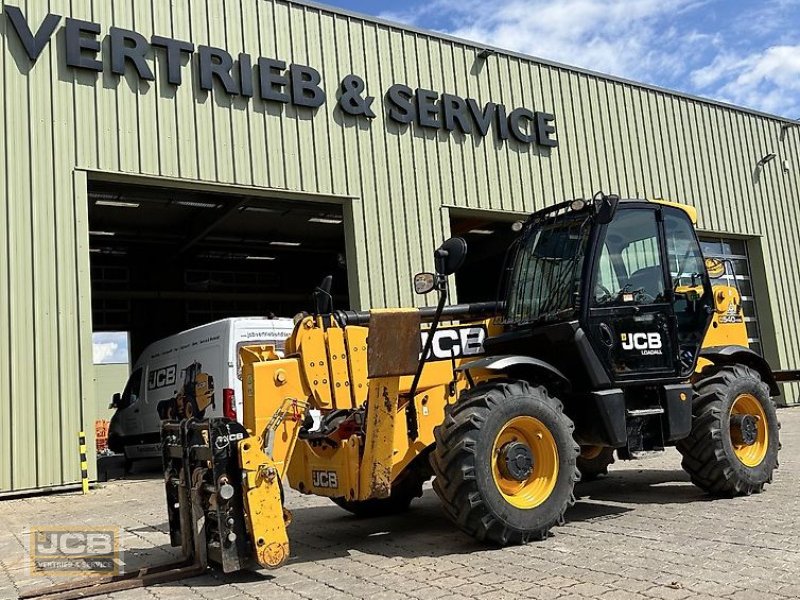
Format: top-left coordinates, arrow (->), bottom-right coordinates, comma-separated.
79,431 -> 89,495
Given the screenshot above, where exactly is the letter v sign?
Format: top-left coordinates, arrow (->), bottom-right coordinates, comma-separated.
5,6 -> 62,62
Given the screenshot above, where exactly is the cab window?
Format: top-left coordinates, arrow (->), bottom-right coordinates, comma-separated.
593,209 -> 665,306
664,208 -> 712,373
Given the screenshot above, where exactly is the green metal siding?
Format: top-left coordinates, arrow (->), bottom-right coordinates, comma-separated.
0,0 -> 799,492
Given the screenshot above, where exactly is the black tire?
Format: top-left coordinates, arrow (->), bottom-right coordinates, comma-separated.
677,364 -> 780,496
331,462 -> 428,518
577,446 -> 615,481
430,379 -> 579,545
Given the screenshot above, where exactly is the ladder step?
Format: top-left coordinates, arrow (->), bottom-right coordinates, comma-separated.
626,407 -> 664,417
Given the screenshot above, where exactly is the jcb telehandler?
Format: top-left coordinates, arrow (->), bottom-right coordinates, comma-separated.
24,195 -> 783,599
155,194 -> 781,573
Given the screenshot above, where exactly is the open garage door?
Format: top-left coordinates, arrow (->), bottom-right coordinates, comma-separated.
450,211 -> 523,304
88,180 -> 349,360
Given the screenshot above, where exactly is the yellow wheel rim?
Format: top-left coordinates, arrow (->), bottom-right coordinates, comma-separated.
580,445 -> 603,461
730,393 -> 768,467
491,416 -> 559,509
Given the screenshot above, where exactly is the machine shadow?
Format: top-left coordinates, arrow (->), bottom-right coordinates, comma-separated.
575,467 -> 711,505
125,468 -> 714,589
278,488 -> 629,567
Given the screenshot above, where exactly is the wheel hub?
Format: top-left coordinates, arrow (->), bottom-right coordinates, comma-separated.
730,414 -> 758,446
498,441 -> 534,481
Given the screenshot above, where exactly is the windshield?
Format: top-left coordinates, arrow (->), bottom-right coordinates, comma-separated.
504,213 -> 591,325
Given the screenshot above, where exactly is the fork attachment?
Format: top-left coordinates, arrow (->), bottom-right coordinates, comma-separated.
162,418 -> 290,572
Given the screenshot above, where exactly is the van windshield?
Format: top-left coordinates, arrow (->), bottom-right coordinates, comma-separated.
118,368 -> 143,408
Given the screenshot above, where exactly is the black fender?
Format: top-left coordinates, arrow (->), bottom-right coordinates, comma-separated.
456,355 -> 571,392
699,345 -> 780,396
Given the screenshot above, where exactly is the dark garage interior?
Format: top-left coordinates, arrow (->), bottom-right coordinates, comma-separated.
450,212 -> 523,304
88,180 -> 349,359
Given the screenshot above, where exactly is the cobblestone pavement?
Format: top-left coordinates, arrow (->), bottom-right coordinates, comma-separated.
2,408 -> 799,600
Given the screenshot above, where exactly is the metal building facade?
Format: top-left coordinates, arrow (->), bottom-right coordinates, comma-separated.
0,0 -> 798,493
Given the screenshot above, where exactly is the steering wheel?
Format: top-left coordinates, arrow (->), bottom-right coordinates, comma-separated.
595,282 -> 614,302
633,289 -> 657,304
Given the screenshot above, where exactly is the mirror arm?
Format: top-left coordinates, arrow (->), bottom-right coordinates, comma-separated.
406,273 -> 448,439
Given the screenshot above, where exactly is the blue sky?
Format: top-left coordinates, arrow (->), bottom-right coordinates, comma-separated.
92,332 -> 130,364
320,0 -> 800,119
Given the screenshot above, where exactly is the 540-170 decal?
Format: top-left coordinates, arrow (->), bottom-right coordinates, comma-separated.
421,325 -> 488,360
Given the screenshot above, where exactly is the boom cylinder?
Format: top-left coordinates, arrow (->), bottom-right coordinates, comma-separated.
335,301 -> 502,326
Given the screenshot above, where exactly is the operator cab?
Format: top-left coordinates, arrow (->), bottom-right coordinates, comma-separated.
487,196 -> 714,392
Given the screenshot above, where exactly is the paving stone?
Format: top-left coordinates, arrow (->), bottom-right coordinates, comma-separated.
3,409 -> 800,599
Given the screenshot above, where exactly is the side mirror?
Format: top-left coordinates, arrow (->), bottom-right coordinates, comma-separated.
313,275 -> 333,314
413,273 -> 436,295
434,237 -> 468,276
110,392 -> 121,409
594,193 -> 620,225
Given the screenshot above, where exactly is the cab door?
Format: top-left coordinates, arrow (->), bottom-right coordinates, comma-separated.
585,206 -> 676,381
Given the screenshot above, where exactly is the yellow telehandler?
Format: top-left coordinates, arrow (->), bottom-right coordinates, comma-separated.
25,195 -> 787,599
158,194 -> 782,572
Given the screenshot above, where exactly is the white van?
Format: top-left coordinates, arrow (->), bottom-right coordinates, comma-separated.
107,317 -> 295,462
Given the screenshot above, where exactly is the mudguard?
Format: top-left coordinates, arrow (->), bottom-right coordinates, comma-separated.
699,345 -> 780,396
456,355 -> 571,390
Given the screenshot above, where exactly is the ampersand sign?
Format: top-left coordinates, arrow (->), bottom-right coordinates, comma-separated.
339,74 -> 376,118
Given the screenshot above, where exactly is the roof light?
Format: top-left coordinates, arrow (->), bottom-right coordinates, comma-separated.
245,255 -> 276,261
89,231 -> 115,237
176,200 -> 220,209
309,217 -> 343,224
270,241 -> 301,247
468,229 -> 494,235
95,200 -> 140,208
570,199 -> 587,211
511,221 -> 524,232
243,206 -> 279,213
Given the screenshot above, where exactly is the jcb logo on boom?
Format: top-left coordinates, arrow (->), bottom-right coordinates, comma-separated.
621,332 -> 663,355
420,325 -> 487,360
312,470 -> 339,489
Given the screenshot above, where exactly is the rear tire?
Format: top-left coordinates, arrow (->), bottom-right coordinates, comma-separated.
678,364 -> 779,496
577,446 -> 615,481
430,379 -> 579,545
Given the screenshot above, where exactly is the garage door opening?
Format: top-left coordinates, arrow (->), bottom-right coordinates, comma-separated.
450,211 -> 523,304
88,180 -> 349,361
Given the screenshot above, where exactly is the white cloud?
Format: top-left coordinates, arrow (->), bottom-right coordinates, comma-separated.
92,332 -> 130,365
93,342 -> 119,364
383,0 -> 708,83
691,45 -> 800,117
381,0 -> 800,118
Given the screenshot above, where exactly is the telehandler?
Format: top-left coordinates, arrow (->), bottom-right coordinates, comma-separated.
157,193 -> 782,571
24,194 -> 785,599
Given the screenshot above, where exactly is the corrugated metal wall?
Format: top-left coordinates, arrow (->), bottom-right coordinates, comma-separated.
1,0 -> 798,492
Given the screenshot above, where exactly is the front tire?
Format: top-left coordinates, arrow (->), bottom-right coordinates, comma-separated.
678,364 -> 779,496
431,379 -> 579,545
331,464 -> 427,518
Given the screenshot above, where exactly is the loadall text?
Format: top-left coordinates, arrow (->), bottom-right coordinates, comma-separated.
3,5 -> 557,147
